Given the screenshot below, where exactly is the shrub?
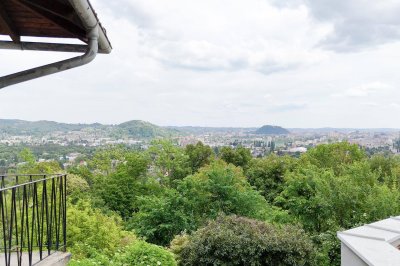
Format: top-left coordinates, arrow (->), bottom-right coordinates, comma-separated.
116,241 -> 177,266
169,234 -> 190,264
67,174 -> 90,196
175,215 -> 315,266
67,200 -> 135,259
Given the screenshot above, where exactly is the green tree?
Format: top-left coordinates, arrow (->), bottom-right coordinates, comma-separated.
369,155 -> 400,186
148,140 -> 191,185
131,161 -> 275,246
129,188 -> 194,246
88,146 -> 127,174
185,141 -> 213,172
301,142 -> 366,174
67,174 -> 90,202
246,154 -> 297,202
219,146 -> 252,169
96,152 -> 156,218
17,148 -> 36,173
275,162 -> 400,265
18,148 -> 35,164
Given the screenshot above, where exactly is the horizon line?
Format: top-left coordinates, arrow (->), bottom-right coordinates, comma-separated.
1,117 -> 400,130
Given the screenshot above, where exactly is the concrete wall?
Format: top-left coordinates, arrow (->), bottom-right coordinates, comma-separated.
37,252 -> 71,266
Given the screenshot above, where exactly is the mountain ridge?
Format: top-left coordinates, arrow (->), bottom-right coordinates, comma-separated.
1,119 -> 399,136
0,119 -> 178,138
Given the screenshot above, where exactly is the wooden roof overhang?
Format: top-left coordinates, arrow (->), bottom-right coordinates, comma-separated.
0,0 -> 111,53
0,0 -> 112,89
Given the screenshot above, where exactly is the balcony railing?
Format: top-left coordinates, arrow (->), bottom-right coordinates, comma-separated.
0,174 -> 67,266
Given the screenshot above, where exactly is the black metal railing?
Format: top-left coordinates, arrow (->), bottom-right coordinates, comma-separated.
0,174 -> 67,266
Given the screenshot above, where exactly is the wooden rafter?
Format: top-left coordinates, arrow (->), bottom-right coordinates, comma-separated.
18,0 -> 83,27
13,0 -> 87,41
0,0 -> 20,43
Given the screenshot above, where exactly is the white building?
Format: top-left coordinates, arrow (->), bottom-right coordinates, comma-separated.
338,216 -> 400,265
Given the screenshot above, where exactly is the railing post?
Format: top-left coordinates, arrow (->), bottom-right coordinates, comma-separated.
1,190 -> 8,266
63,174 -> 67,252
0,174 -> 67,265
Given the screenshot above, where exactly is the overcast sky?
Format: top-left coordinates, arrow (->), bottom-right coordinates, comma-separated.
1,0 -> 400,128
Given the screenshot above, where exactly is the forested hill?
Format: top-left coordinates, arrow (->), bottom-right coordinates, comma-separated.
113,120 -> 180,138
0,119 -> 179,138
0,119 -> 103,135
255,125 -> 289,135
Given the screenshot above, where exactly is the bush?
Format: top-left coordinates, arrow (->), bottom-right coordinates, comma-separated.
67,200 -> 135,259
169,234 -> 190,264
67,174 -> 90,199
175,215 -> 316,266
116,241 -> 177,266
68,246 -> 111,266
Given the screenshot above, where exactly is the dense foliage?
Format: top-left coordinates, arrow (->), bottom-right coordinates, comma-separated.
8,141 -> 400,265
130,161 -> 275,245
115,241 -> 177,266
174,215 -> 315,266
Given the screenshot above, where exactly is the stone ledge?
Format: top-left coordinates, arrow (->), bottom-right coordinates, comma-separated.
0,251 -> 71,266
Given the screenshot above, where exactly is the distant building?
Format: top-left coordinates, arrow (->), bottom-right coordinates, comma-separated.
288,147 -> 307,153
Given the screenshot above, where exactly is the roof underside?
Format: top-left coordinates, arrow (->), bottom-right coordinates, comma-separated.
0,0 -> 111,50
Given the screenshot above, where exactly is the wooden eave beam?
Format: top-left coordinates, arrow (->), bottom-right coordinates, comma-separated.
13,0 -> 87,41
0,0 -> 20,43
18,0 -> 83,28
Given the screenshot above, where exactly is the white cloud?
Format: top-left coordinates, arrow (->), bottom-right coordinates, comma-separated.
361,102 -> 379,107
331,82 -> 394,98
1,0 -> 400,128
303,0 -> 400,51
115,0 -> 330,73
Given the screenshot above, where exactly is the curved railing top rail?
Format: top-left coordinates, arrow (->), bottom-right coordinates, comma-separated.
0,174 -> 66,192
0,174 -> 65,177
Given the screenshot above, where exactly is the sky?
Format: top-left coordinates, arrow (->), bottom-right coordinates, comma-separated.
1,0 -> 400,128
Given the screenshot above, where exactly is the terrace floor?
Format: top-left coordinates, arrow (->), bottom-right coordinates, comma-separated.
0,251 -> 70,266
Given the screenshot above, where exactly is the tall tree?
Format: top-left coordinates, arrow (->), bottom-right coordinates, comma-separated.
185,141 -> 213,172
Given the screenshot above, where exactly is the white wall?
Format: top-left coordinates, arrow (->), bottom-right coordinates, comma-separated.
341,243 -> 368,266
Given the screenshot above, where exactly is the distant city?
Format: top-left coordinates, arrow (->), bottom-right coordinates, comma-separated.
1,118 -> 400,172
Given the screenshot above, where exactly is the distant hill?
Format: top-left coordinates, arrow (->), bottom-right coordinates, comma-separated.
0,119 -> 180,138
255,125 -> 289,135
0,119 -> 105,135
115,120 -> 180,138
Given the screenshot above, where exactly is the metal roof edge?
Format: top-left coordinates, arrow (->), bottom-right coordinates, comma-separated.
69,0 -> 112,54
338,217 -> 400,266
337,233 -> 376,266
